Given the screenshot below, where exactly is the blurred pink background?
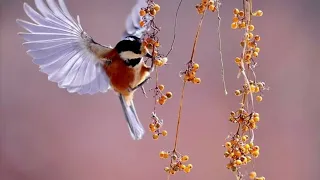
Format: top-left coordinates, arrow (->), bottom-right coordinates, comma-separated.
1,0 -> 319,180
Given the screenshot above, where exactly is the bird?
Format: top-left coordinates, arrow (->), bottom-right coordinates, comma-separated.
16,0 -> 156,140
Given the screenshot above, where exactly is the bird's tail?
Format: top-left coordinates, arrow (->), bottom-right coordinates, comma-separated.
118,94 -> 145,140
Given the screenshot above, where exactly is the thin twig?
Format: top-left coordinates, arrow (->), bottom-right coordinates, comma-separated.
173,81 -> 187,151
216,3 -> 228,95
189,11 -> 206,63
166,0 -> 183,57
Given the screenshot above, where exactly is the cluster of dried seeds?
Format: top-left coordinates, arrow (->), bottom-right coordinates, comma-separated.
161,151 -> 193,174
225,1 -> 267,179
196,0 -> 218,14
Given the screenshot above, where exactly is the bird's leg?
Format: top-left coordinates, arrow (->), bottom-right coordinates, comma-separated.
149,56 -> 155,73
141,86 -> 148,98
145,53 -> 154,73
128,76 -> 151,92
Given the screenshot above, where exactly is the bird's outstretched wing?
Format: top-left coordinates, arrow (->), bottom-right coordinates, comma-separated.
122,0 -> 149,39
17,0 -> 112,95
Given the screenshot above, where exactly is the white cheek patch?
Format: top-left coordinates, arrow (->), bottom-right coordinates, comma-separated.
120,51 -> 143,60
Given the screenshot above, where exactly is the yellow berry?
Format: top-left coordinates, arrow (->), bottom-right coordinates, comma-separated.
163,152 -> 169,158
244,144 -> 250,149
154,41 -> 160,47
250,85 -> 256,92
240,41 -> 245,47
254,86 -> 260,93
224,151 -> 230,157
253,112 -> 259,117
180,164 -> 186,170
209,5 -> 216,11
254,47 -> 261,53
149,9 -> 157,16
240,156 -> 248,164
255,35 -> 261,41
155,123 -> 160,129
256,95 -> 263,102
164,167 -> 170,172
240,21 -> 246,28
159,151 -> 166,158
192,77 -> 201,84
149,123 -> 155,129
139,9 -> 146,16
249,122 -> 256,129
182,155 -> 189,162
165,92 -> 173,99
235,57 -> 242,63
247,156 -> 252,162
231,22 -> 238,29
232,16 -> 239,22
235,159 -> 242,165
233,8 -> 240,14
139,21 -> 145,27
239,11 -> 244,17
187,164 -> 193,169
225,142 -> 232,148
235,150 -> 242,157
226,163 -> 233,169
184,74 -> 190,82
169,169 -> 176,175
245,54 -> 252,60
249,171 -> 257,179
155,59 -> 164,66
235,90 -> 242,96
253,145 -> 260,151
256,10 -> 263,16
184,167 -> 191,173
251,150 -> 259,158
153,134 -> 159,140
154,4 -> 160,12
149,124 -> 156,132
150,127 -> 156,132
188,71 -> 196,79
161,57 -> 168,64
160,95 -> 168,101
248,25 -> 255,31
158,99 -> 165,105
161,130 -> 168,136
253,116 -> 260,122
158,84 -> 165,91
192,63 -> 200,71
242,135 -> 248,141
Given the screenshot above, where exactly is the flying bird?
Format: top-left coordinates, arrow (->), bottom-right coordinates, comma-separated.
16,0 -> 156,140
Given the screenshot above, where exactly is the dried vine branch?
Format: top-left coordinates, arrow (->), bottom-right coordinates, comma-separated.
224,0 -> 267,180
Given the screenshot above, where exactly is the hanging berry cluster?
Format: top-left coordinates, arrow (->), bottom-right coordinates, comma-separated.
161,151 -> 193,174
160,0 -> 223,177
196,0 -> 218,14
224,0 -> 267,179
139,1 -> 171,140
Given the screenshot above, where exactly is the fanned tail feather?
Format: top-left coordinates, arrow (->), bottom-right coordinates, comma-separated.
118,95 -> 145,140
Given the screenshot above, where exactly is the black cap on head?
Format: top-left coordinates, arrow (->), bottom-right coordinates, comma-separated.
115,36 -> 142,55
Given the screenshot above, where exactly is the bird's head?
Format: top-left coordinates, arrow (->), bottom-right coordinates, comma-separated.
114,36 -> 152,61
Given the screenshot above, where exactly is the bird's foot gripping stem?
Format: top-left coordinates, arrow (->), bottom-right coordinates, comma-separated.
145,53 -> 155,73
128,76 -> 152,93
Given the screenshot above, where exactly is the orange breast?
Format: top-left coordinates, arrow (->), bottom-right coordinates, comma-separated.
104,59 -> 135,95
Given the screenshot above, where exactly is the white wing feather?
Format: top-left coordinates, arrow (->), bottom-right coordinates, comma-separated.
122,0 -> 149,39
17,0 -> 112,95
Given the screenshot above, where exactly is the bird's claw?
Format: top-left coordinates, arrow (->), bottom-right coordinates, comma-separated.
127,76 -> 152,93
